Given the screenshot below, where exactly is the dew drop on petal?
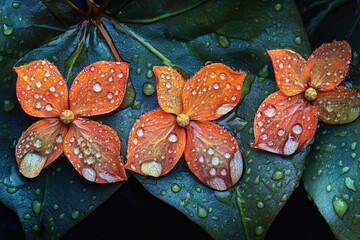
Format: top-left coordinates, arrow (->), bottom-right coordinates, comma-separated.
136,128 -> 144,137
277,129 -> 285,136
219,73 -> 226,80
82,167 -> 96,182
208,148 -> 215,155
34,139 -> 42,148
19,152 -> 46,178
49,86 -> 56,92
168,133 -> 178,142
56,134 -> 63,143
35,81 -> 42,88
292,124 -> 303,134
213,83 -> 220,89
35,102 -> 42,109
141,161 -> 162,177
211,156 -> 221,166
107,92 -> 113,99
45,104 -> 53,112
283,135 -> 299,155
93,82 -> 102,92
264,105 -> 276,117
224,152 -> 231,159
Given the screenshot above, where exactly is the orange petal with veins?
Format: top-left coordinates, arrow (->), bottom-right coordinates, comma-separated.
182,63 -> 246,121
252,91 -> 318,155
313,86 -> 360,124
267,49 -> 309,96
153,66 -> 185,115
307,41 -> 351,91
64,119 -> 127,183
184,121 -> 243,191
14,60 -> 68,117
70,61 -> 129,117
15,119 -> 68,178
125,109 -> 186,177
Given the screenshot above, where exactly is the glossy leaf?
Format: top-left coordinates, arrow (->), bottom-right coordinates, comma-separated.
15,119 -> 68,178
184,121 -> 243,191
267,49 -> 308,96
313,86 -> 360,124
125,109 -> 186,177
253,91 -> 318,155
14,60 -> 68,117
154,65 -> 185,115
182,63 -> 246,121
307,41 -> 351,91
69,61 -> 129,117
303,120 -> 360,240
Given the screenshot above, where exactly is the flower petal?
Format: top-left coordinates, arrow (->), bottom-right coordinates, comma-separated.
64,119 -> 127,183
125,109 -> 186,177
313,86 -> 360,124
184,121 -> 243,191
252,91 -> 318,155
307,41 -> 351,91
182,63 -> 246,121
14,60 -> 68,117
15,119 -> 68,178
69,61 -> 129,117
153,66 -> 185,115
267,49 -> 309,96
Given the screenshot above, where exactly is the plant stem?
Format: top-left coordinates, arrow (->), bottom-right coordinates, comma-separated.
97,18 -> 123,62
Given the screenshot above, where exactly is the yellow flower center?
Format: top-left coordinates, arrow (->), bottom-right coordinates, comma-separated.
304,87 -> 318,101
176,113 -> 190,127
60,110 -> 74,124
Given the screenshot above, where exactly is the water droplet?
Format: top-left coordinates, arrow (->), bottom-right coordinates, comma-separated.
71,210 -> 79,219
326,185 -> 332,192
214,191 -> 233,206
82,167 -> 96,182
292,124 -> 303,134
93,82 -> 102,92
211,156 -> 221,166
168,133 -> 178,142
207,148 -> 215,155
264,105 -> 276,117
218,35 -> 230,48
6,186 -> 18,194
146,70 -> 153,78
197,204 -> 208,218
32,200 -> 42,216
257,201 -> 265,209
34,139 -> 42,148
171,183 -> 181,193
12,2 -> 20,8
345,177 -> 357,191
258,65 -> 269,78
23,213 -> 32,220
277,129 -> 285,136
136,128 -> 144,137
273,3 -> 282,11
351,142 -> 357,151
132,54 -> 139,64
53,203 -> 59,210
3,23 -> 14,36
142,82 -> 155,96
32,224 -> 39,232
3,99 -> 15,112
332,196 -> 348,219
255,225 -> 265,235
45,103 -> 53,111
294,36 -> 302,45
271,170 -> 285,181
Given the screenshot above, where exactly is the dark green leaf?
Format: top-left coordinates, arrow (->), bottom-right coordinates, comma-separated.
303,121 -> 360,239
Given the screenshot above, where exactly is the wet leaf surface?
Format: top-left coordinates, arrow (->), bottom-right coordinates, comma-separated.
0,0 -> 313,239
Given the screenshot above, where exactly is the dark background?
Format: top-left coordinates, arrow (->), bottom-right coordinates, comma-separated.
0,0 -> 352,239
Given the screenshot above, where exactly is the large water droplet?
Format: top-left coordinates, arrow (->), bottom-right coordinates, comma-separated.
3,24 -> 14,36
142,82 -> 155,96
168,133 -> 178,142
345,177 -> 357,191
93,82 -> 102,92
332,196 -> 348,219
197,204 -> 208,218
32,200 -> 42,216
171,183 -> 181,193
3,99 -> 16,112
271,170 -> 285,181
218,35 -> 230,48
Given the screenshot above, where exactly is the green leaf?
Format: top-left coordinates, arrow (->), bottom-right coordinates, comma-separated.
0,0 -> 312,239
303,121 -> 360,239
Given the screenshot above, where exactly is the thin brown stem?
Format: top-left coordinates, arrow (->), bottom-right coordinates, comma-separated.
96,18 -> 122,62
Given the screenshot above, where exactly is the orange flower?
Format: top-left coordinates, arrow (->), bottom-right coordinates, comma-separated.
14,60 -> 129,183
125,63 -> 247,191
253,41 -> 360,155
